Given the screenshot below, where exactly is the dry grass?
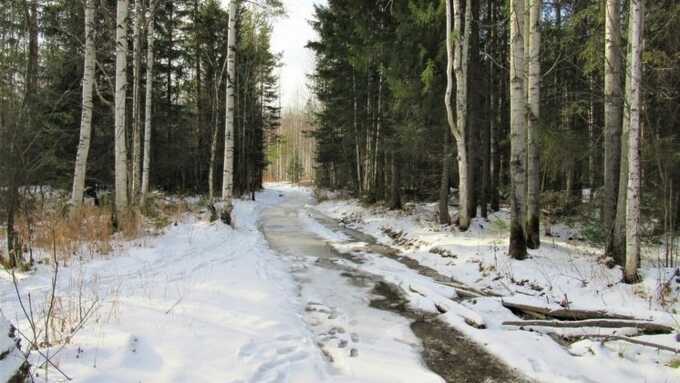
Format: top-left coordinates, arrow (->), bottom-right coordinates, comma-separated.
8,193 -> 195,266
15,205 -> 114,263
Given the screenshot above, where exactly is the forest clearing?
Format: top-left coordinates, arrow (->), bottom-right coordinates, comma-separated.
1,0 -> 679,382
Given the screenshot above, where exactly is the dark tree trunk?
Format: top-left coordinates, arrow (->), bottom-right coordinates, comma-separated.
389,148 -> 401,210
439,128 -> 451,225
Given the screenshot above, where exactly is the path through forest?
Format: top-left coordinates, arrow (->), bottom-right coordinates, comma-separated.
261,186 -> 528,383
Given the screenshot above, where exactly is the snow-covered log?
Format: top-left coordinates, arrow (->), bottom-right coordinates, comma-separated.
502,300 -> 638,321
502,319 -> 673,335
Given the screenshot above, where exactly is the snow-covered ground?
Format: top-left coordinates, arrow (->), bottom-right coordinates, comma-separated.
1,184 -> 677,382
312,195 -> 680,383
0,186 -> 445,382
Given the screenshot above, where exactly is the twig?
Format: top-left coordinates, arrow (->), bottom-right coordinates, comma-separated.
14,327 -> 72,381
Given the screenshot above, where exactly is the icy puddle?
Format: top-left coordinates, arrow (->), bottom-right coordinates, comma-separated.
261,190 -> 527,383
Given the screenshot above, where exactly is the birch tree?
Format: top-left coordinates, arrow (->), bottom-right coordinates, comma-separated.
604,0 -> 624,260
71,0 -> 96,207
526,0 -> 542,249
222,0 -> 237,216
508,0 -> 528,259
114,0 -> 130,211
445,0 -> 471,231
624,0 -> 644,284
141,0 -> 156,204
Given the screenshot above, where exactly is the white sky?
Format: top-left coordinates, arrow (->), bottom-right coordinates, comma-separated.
218,0 -> 322,109
271,0 -> 323,109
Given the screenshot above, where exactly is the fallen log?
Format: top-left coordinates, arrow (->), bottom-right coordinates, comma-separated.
502,319 -> 674,335
502,300 -> 638,321
573,334 -> 679,354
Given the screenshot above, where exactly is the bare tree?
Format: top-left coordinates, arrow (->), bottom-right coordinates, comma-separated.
508,0 -> 527,259
445,0 -> 472,231
526,0 -> 542,249
114,0 -> 130,211
71,0 -> 96,207
131,0 -> 145,200
603,0 -> 624,262
624,0 -> 644,284
221,0 -> 237,221
141,0 -> 156,204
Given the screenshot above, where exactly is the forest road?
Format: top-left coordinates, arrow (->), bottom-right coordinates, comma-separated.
260,187 -> 531,383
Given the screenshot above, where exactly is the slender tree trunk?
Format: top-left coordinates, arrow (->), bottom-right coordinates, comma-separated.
509,0 -> 527,259
389,148 -> 401,210
222,0 -> 237,210
588,75 -> 597,195
469,0 -> 482,219
373,69 -> 383,197
131,0 -> 144,201
439,127 -> 451,225
71,0 -> 96,207
603,0 -> 623,252
114,0 -> 130,211
624,0 -> 643,284
526,0 -> 542,249
363,63 -> 372,195
208,73 -> 221,201
141,0 -> 155,204
490,0 -> 501,212
352,69 -> 362,194
445,0 -> 471,230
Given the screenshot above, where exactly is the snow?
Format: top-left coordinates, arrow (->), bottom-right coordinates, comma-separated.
1,190 -> 333,382
2,184 -> 678,382
313,195 -> 680,383
0,186 -> 443,382
0,312 -> 25,383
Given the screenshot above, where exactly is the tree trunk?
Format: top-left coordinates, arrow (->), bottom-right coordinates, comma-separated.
114,0 -> 130,211
222,0 -> 237,210
131,0 -> 144,201
508,0 -> 527,259
526,0 -> 542,249
469,0 -> 482,219
603,0 -> 623,252
624,0 -> 643,284
71,0 -> 96,207
445,0 -> 471,231
389,149 -> 401,210
440,127 -> 451,225
352,69 -> 362,194
588,75 -> 597,195
141,0 -> 155,204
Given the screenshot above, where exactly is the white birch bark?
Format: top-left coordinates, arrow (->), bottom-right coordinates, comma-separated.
71,0 -> 96,207
604,0 -> 624,255
222,0 -> 237,205
114,0 -> 130,211
624,0 -> 643,284
509,0 -> 528,259
445,0 -> 471,231
141,0 -> 155,204
131,0 -> 144,200
526,0 -> 542,249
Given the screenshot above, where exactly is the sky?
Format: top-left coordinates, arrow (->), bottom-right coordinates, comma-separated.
271,0 -> 323,109
217,0 -> 322,109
